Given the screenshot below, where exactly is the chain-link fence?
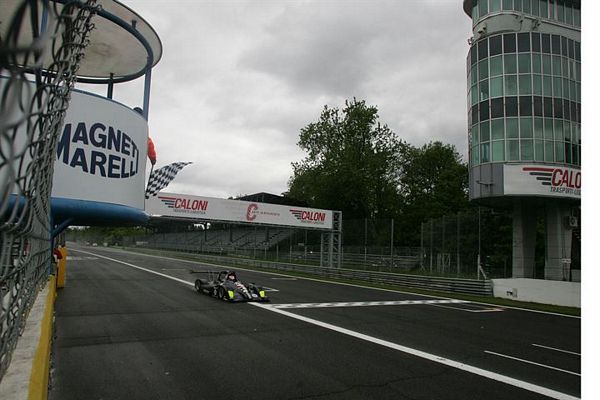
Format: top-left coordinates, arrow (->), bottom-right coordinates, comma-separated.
420,208 -> 513,279
70,210 -> 517,281
69,217 -> 420,273
0,0 -> 98,381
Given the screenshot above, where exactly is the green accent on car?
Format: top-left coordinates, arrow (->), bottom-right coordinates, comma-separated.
228,290 -> 234,299
259,290 -> 265,298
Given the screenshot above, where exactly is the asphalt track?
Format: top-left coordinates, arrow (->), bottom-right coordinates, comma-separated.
49,245 -> 581,400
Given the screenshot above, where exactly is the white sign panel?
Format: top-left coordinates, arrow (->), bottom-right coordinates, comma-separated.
51,90 -> 148,209
146,192 -> 334,230
504,164 -> 581,199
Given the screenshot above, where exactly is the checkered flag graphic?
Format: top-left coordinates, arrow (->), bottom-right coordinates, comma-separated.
145,162 -> 192,199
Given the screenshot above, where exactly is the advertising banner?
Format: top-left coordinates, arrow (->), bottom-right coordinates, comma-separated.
146,192 -> 334,230
504,164 -> 581,199
51,90 -> 148,210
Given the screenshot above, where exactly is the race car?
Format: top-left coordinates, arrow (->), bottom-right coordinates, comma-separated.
192,270 -> 269,302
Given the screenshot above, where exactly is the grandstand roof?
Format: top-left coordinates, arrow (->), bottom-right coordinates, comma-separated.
236,192 -> 307,207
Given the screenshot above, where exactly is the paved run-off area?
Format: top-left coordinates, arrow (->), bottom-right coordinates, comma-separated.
49,245 -> 581,400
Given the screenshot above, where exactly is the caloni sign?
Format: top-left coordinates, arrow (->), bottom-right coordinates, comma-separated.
504,164 -> 581,199
146,192 -> 334,230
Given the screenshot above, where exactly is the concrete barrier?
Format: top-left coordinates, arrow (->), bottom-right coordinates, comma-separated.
492,278 -> 580,308
0,275 -> 56,400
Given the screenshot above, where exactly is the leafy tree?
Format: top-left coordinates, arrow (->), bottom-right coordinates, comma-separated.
396,141 -> 469,244
288,99 -> 406,219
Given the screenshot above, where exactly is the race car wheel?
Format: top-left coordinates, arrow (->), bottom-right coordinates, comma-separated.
217,287 -> 227,301
194,280 -> 202,292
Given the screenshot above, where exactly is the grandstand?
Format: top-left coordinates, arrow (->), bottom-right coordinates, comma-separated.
129,226 -> 292,256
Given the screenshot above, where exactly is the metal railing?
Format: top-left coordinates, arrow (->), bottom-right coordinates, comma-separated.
124,247 -> 493,297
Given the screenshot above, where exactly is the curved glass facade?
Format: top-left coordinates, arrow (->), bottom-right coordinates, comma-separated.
467,31 -> 581,166
470,0 -> 581,28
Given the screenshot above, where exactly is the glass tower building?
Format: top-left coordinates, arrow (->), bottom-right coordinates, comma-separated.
463,0 -> 581,281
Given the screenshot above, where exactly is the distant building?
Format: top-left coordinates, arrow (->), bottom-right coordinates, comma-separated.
462,0 -> 580,280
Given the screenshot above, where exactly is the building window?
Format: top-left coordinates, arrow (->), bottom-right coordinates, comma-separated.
555,141 -> 565,162
506,117 -> 519,138
520,117 -> 533,138
551,35 -> 561,55
521,140 -> 534,160
472,124 -> 480,146
490,55 -> 503,76
467,32 -> 580,167
480,59 -> 489,79
489,36 -> 503,57
541,34 -> 551,54
532,54 -> 541,73
519,75 -> 532,95
533,96 -> 543,116
519,95 -> 532,116
480,0 -> 489,16
534,117 -> 544,138
544,141 -> 554,161
490,76 -> 504,97
491,118 -> 505,139
544,117 -> 554,139
491,97 -> 504,118
503,34 -> 516,53
492,140 -> 505,161
535,140 -> 544,161
480,79 -> 490,101
540,0 -> 548,18
504,54 -> 517,74
532,75 -> 543,95
507,140 -> 520,160
481,121 -> 491,142
518,33 -> 530,53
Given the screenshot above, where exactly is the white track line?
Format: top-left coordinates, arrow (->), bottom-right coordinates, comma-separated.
485,351 -> 580,376
251,303 -> 578,400
271,299 -> 467,309
532,344 -> 581,356
429,303 -> 505,313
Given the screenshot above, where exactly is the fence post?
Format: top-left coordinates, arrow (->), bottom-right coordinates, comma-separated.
364,218 -> 367,267
441,215 -> 446,273
320,232 -> 324,267
420,221 -> 424,269
390,218 -> 394,271
457,212 -> 461,276
304,230 -> 307,262
429,219 -> 433,274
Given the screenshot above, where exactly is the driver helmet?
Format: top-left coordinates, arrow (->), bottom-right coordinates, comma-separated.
227,272 -> 237,281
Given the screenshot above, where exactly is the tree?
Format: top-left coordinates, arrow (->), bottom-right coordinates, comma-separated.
288,99 -> 406,219
396,141 -> 469,244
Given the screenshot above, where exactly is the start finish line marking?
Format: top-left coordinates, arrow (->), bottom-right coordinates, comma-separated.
271,299 -> 468,309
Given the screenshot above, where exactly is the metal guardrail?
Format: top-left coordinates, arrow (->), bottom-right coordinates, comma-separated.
128,246 -> 493,297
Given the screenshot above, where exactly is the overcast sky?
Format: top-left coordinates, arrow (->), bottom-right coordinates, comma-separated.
82,0 -> 473,199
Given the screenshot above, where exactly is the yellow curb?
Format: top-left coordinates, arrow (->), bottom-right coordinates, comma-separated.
28,275 -> 56,400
